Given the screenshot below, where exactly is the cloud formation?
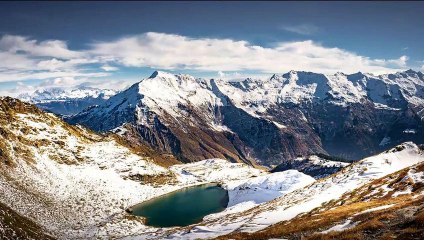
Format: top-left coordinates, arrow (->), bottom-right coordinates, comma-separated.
92,32 -> 408,74
0,35 -> 84,59
0,32 -> 414,96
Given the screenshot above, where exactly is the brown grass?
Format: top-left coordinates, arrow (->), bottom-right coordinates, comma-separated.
217,163 -> 424,240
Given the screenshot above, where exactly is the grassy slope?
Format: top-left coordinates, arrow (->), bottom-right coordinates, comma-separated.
218,162 -> 424,240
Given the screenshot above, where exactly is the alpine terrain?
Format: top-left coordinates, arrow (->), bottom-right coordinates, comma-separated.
0,97 -> 423,239
1,2 -> 423,240
19,86 -> 117,116
68,70 -> 424,167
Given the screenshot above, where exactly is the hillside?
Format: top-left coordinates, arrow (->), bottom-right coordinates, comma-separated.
0,97 -> 423,239
68,70 -> 424,166
140,142 -> 424,239
0,97 -> 264,238
220,161 -> 424,240
0,202 -> 55,240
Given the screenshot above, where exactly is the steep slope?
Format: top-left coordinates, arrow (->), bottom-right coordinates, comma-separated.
69,71 -> 324,166
0,97 -> 263,239
18,86 -> 117,115
222,160 -> 424,240
0,97 -> 171,238
0,202 -> 55,240
140,142 -> 424,239
68,69 -> 424,167
217,69 -> 424,160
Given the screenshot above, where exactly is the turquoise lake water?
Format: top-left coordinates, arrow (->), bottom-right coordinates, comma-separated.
131,184 -> 229,227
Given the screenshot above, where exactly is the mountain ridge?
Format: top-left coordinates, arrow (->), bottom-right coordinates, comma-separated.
66,69 -> 424,166
18,86 -> 118,115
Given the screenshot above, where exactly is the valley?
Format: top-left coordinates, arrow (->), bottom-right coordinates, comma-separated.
0,69 -> 424,239
0,96 -> 423,239
1,2 -> 423,239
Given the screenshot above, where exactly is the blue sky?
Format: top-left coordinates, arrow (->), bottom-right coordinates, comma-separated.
0,1 -> 423,96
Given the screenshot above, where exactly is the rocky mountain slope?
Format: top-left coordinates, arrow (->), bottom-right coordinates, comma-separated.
68,71 -> 324,166
18,86 -> 117,115
68,69 -> 424,167
0,98 -> 422,239
0,201 -> 55,240
0,97 -> 264,239
218,69 -> 424,160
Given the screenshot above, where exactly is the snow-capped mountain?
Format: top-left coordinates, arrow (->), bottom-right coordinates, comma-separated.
68,71 -> 325,166
220,69 -> 424,110
18,86 -> 118,115
67,69 -> 424,166
1,97 -> 423,239
219,69 -> 424,160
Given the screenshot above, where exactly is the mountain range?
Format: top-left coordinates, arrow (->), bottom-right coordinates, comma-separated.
45,69 -> 424,167
0,96 -> 423,239
18,86 -> 117,116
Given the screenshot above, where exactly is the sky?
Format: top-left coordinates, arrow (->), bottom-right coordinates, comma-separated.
0,1 -> 423,96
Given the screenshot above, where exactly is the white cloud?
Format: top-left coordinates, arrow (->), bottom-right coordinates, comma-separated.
36,58 -> 98,71
0,35 -> 84,59
100,64 -> 119,71
0,70 -> 108,83
91,32 -> 408,74
280,23 -> 320,35
0,34 -> 105,87
0,32 -> 414,97
217,71 -> 226,78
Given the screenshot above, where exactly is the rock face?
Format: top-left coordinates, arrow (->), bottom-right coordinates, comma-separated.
271,154 -> 350,179
68,70 -> 424,166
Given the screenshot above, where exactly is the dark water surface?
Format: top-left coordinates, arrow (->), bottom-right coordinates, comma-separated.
131,184 -> 229,227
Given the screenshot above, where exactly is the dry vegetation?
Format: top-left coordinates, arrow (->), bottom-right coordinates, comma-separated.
0,201 -> 55,240
217,162 -> 424,240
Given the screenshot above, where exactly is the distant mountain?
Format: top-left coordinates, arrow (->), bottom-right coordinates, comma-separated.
219,69 -> 424,160
18,86 -> 118,115
68,71 -> 324,166
68,70 -> 424,166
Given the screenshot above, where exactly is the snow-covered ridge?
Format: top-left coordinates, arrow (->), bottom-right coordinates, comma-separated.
136,71 -> 224,120
18,86 -> 117,103
217,69 -> 424,114
71,69 -> 424,130
225,170 -> 315,207
295,155 -> 349,167
271,155 -> 350,179
159,142 -> 424,239
76,69 -> 424,125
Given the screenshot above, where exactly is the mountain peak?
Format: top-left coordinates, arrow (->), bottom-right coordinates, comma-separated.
149,70 -> 177,79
